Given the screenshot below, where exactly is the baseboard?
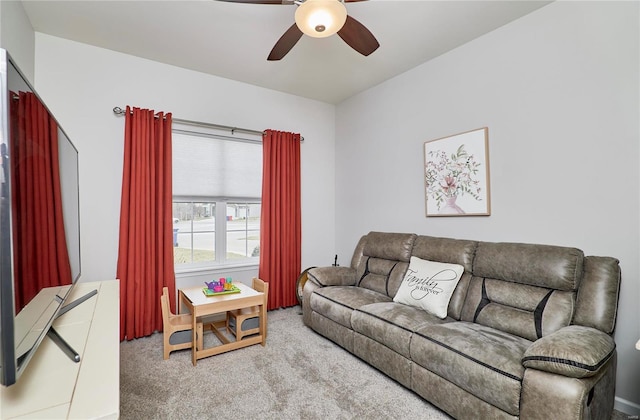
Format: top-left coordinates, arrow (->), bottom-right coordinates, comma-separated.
615,396 -> 640,417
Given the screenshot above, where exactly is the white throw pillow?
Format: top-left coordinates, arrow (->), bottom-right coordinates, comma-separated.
393,256 -> 464,319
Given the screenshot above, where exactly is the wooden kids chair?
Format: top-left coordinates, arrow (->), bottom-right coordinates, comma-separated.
226,278 -> 268,342
161,287 -> 203,359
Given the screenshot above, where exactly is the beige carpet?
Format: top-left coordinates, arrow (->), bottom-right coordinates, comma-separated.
119,306 -> 630,420
120,306 -> 450,419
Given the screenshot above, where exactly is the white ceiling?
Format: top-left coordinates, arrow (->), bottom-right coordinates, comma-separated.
21,0 -> 551,104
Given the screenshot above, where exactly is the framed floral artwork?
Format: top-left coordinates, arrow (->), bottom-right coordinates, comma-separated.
424,127 -> 491,217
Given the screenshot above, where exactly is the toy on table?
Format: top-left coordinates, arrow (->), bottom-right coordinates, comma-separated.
204,277 -> 234,293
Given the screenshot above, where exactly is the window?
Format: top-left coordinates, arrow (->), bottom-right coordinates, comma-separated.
172,125 -> 262,268
226,202 -> 261,260
172,201 -> 216,265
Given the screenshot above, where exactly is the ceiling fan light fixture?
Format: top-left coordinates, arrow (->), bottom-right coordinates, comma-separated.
295,0 -> 347,38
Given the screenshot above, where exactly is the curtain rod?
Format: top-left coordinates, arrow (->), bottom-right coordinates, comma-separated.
112,107 -> 304,141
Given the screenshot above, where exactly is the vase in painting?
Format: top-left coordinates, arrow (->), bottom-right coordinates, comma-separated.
440,196 -> 465,214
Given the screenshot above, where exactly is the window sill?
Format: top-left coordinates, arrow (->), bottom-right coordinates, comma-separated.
175,261 -> 259,277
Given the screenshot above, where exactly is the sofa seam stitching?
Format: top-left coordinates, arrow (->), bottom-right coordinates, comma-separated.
521,346 -> 615,372
353,308 -> 413,333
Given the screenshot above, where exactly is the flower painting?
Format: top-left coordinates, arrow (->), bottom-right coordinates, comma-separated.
424,128 -> 491,217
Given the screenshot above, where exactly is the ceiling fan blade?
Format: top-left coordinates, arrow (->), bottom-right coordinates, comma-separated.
217,0 -> 295,4
337,15 -> 379,56
268,23 -> 304,61
218,0 -> 361,3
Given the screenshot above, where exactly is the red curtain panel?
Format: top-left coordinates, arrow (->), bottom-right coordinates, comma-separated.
117,106 -> 175,341
9,91 -> 72,310
259,129 -> 301,310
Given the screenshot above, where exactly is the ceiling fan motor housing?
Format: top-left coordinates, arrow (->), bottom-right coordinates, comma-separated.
295,0 -> 348,38
263,0 -> 379,61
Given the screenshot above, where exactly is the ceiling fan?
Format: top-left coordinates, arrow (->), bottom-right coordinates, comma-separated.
218,0 -> 380,61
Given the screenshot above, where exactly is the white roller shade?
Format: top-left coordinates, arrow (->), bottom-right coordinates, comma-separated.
172,130 -> 262,200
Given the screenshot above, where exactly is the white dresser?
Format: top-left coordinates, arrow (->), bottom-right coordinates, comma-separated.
1,280 -> 120,419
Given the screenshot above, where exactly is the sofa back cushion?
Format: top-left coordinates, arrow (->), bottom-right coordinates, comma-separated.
355,232 -> 416,297
411,235 -> 477,320
460,242 -> 584,341
350,234 -> 368,270
573,256 -> 621,334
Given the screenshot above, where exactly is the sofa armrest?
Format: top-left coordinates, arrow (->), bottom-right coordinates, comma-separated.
307,266 -> 356,287
522,325 -> 615,378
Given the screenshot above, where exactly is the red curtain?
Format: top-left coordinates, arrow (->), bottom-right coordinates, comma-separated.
259,129 -> 301,310
9,91 -> 72,310
116,106 -> 175,341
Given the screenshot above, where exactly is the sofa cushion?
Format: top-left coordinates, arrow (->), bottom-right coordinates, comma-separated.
356,257 -> 409,297
472,241 -> 584,291
411,321 -> 531,416
354,232 -> 416,297
362,231 -> 416,262
393,257 -> 464,318
412,235 -> 477,272
411,235 -> 477,320
309,286 -> 391,329
352,302 -> 451,358
461,240 -> 582,341
461,277 -> 575,341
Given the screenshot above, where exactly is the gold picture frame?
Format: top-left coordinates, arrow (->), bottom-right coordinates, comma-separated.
424,127 -> 491,217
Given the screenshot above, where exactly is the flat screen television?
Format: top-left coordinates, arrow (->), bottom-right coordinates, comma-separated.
0,48 -> 81,386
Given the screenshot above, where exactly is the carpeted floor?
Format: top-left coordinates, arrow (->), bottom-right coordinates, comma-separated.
120,306 -> 450,419
120,306 -> 631,420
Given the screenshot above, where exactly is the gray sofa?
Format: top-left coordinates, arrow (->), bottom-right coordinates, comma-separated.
302,232 -> 621,419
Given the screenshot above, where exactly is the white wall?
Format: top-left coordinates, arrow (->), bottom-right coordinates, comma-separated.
33,34 -> 336,291
0,0 -> 35,82
335,1 -> 639,413
19,0 -> 640,412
